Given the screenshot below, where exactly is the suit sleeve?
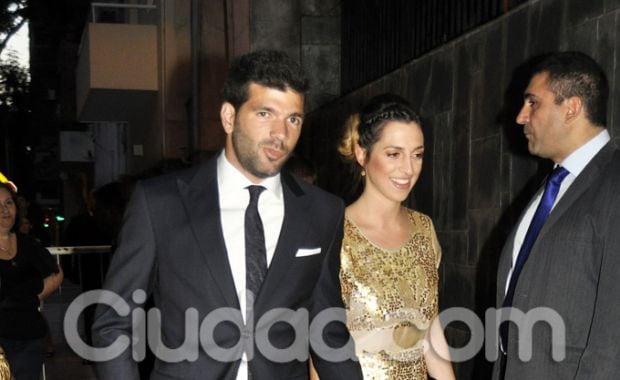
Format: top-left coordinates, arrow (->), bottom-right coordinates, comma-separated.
91,183 -> 157,380
573,194 -> 620,379
309,200 -> 363,379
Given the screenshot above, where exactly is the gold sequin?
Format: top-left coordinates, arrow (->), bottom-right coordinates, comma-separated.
340,209 -> 441,380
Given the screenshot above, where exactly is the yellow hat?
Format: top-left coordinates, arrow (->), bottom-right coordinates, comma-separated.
0,172 -> 17,193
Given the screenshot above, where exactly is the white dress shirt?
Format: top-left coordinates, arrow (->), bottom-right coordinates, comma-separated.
216,151 -> 285,379
505,129 -> 611,293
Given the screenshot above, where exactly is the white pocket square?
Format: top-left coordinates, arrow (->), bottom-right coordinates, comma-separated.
295,247 -> 322,257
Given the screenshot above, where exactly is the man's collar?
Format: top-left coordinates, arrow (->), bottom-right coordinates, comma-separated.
559,129 -> 610,177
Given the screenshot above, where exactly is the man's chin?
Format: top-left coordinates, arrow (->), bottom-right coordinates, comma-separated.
252,163 -> 285,179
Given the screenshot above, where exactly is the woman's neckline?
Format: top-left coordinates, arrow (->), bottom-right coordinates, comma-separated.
0,232 -> 17,261
345,211 -> 414,252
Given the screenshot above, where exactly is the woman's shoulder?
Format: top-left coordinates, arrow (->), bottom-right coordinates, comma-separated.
405,208 -> 436,230
16,232 -> 42,244
405,208 -> 429,221
16,233 -> 46,252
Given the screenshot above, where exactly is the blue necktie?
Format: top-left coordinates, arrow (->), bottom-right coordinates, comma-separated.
500,166 -> 569,352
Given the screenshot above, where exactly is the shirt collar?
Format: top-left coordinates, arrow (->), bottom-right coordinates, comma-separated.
559,129 -> 610,177
217,150 -> 283,198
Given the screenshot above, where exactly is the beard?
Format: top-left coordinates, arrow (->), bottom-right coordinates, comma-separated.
231,120 -> 291,179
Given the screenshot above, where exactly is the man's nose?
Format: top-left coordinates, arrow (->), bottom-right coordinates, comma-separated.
516,105 -> 529,125
270,119 -> 288,139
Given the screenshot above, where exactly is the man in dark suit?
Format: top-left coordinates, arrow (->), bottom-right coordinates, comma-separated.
92,50 -> 362,380
493,51 -> 620,379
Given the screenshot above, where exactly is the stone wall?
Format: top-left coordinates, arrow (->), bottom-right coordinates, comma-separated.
300,0 -> 620,378
250,0 -> 341,112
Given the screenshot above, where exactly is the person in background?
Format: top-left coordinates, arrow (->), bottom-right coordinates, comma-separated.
0,345 -> 11,380
0,182 -> 63,380
283,153 -> 317,184
63,180 -> 130,352
338,94 -> 454,379
18,216 -> 33,235
494,52 -> 620,379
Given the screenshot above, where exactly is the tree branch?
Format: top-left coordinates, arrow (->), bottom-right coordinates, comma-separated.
0,16 -> 25,56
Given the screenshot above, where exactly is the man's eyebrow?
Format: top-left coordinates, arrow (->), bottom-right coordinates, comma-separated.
288,112 -> 304,119
523,92 -> 537,100
255,106 -> 275,113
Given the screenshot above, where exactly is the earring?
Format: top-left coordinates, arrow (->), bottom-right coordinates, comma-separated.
361,169 -> 366,177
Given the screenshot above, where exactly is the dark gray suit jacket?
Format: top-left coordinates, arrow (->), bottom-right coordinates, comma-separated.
92,155 -> 362,380
493,142 -> 620,379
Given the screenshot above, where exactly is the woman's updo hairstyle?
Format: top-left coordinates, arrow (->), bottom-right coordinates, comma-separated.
338,93 -> 421,164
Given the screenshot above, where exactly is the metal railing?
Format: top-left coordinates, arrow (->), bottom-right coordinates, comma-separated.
341,0 -> 529,93
47,245 -> 112,294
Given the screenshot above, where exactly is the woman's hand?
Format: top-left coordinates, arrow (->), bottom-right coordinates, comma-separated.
38,265 -> 64,300
424,316 -> 456,380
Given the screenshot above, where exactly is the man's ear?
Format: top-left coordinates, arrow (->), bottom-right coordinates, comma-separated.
354,143 -> 366,167
565,96 -> 583,123
220,102 -> 236,134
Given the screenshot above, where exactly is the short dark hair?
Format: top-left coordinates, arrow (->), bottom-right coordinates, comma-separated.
533,51 -> 608,127
222,50 -> 309,110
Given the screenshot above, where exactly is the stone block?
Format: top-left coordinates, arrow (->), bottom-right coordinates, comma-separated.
402,56 -> 432,113
439,262 -> 477,310
470,135 -> 502,209
436,230 -> 469,267
433,111 -> 469,231
450,113 -> 470,228
613,14 -> 620,137
420,52 -> 453,115
380,68 -> 407,99
301,16 -> 340,44
468,208 -> 503,265
453,52 -> 471,128
415,114 -> 434,216
510,154 -> 541,195
528,0 -> 564,56
471,24 -> 505,140
305,90 -> 337,113
251,0 -> 300,21
507,154 -> 545,226
461,33 -> 486,75
565,18 -> 597,56
500,145 -> 512,209
604,0 -> 620,11
596,12 -> 618,131
567,0 -> 605,26
302,44 -> 340,97
504,7 -> 528,82
251,19 -> 300,60
433,111 -> 450,156
301,0 -> 341,16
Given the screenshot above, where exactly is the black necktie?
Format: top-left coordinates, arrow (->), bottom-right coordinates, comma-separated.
245,185 -> 267,303
500,166 -> 570,353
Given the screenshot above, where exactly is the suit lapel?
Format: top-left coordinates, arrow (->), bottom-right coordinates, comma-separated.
536,142 -> 616,241
254,172 -> 308,310
177,157 -> 240,309
499,143 -> 616,306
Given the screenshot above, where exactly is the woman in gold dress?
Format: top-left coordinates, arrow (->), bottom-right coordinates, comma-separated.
338,94 -> 454,380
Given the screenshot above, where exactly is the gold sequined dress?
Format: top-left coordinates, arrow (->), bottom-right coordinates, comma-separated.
340,209 -> 441,380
